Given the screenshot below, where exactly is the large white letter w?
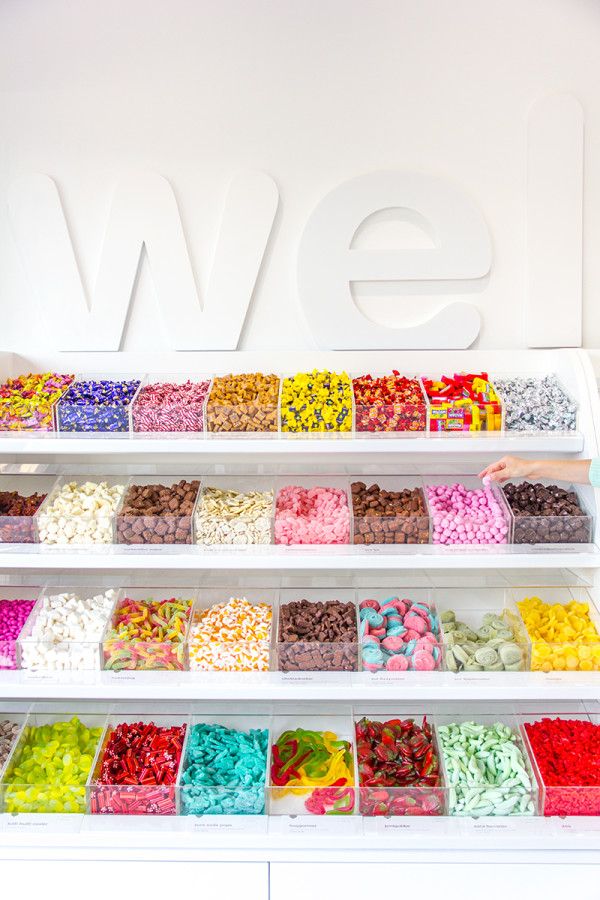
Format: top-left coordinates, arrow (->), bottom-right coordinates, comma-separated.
7,171 -> 279,350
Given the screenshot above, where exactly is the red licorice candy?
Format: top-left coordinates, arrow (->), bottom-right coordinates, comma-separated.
356,716 -> 443,816
352,373 -> 426,433
524,717 -> 600,816
90,720 -> 186,815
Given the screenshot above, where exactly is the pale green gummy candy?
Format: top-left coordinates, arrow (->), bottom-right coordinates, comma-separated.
438,721 -> 535,817
441,608 -> 524,672
474,646 -> 499,667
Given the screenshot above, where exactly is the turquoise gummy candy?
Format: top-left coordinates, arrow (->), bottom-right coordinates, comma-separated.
2,716 -> 103,814
181,722 -> 268,816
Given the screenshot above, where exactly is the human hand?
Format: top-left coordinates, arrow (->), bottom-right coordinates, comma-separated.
477,455 -> 536,484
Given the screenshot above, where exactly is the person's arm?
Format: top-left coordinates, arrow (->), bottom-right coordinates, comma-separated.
478,456 -> 595,485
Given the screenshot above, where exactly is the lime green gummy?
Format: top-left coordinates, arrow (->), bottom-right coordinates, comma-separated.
2,717 -> 102,814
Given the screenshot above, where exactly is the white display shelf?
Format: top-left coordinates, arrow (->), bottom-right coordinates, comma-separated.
0,543 -> 598,570
1,669 -> 599,701
0,814 -> 599,862
0,433 -> 585,456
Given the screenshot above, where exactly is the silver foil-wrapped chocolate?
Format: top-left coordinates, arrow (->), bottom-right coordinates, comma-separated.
494,375 -> 577,432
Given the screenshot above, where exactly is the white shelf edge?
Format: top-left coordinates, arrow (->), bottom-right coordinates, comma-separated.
0,435 -> 585,455
1,671 -> 599,701
0,816 -> 599,861
0,545 -> 597,569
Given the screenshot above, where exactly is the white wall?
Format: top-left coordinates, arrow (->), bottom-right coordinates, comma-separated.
1,0 -> 599,352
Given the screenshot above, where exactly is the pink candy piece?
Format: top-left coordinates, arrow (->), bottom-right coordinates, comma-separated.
370,626 -> 387,638
426,482 -> 509,545
0,598 -> 36,670
403,613 -> 427,635
132,380 -> 210,433
411,650 -> 436,671
386,654 -> 409,671
381,635 -> 405,652
359,599 -> 380,611
274,485 -> 350,545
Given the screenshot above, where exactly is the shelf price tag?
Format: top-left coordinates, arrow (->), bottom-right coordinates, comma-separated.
364,817 -> 451,837
187,815 -> 268,835
0,813 -> 83,834
554,817 -> 600,836
461,817 -> 540,837
272,815 -> 361,836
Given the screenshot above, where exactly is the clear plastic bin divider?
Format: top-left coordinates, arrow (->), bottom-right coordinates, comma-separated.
101,588 -> 197,672
0,474 -> 60,543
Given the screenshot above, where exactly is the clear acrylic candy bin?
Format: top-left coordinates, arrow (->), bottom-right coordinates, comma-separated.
34,475 -> 129,545
508,585 -> 600,672
420,373 -> 504,433
0,709 -> 107,814
493,373 -> 579,434
194,476 -> 275,545
17,586 -> 118,672
268,713 -> 355,815
88,713 -> 189,815
0,587 -> 40,670
275,588 -> 358,673
279,371 -> 354,437
354,706 -> 447,816
502,480 -> 593,545
0,474 -> 59,543
274,476 -> 351,545
56,373 -> 144,434
433,586 -> 531,673
423,476 -> 512,545
180,713 -> 271,815
519,711 -> 600,816
436,711 -> 539,817
116,476 -> 201,546
350,476 -> 430,546
187,588 -> 276,672
131,373 -> 212,434
351,372 -> 428,434
206,373 -> 280,435
102,588 -> 197,671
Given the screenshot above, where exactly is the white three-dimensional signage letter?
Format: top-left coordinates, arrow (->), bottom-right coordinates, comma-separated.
297,171 -> 492,349
7,171 -> 279,350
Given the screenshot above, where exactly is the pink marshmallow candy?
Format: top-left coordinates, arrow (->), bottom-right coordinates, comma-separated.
426,482 -> 509,545
274,484 -> 350,545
